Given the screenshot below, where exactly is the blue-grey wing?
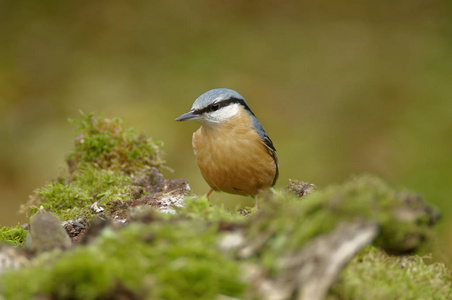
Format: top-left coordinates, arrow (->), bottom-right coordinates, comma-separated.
250,115 -> 279,186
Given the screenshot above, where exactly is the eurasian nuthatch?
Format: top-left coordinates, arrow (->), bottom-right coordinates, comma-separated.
176,88 -> 279,208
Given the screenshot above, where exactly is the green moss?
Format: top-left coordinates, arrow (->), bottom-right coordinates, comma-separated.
329,246 -> 452,300
24,167 -> 139,221
1,174 -> 448,298
5,121 -> 446,300
66,111 -> 165,174
1,221 -> 247,300
0,225 -> 27,247
19,112 -> 167,221
179,196 -> 248,223
247,175 -> 438,270
310,175 -> 437,253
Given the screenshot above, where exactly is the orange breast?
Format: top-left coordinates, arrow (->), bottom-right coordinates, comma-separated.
192,110 -> 277,196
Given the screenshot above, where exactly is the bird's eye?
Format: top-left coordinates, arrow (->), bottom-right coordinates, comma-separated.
211,103 -> 220,111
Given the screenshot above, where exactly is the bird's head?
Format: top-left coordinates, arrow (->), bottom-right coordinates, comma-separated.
175,88 -> 252,126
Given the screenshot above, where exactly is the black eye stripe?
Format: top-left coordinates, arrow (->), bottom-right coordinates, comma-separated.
211,102 -> 220,111
194,97 -> 250,115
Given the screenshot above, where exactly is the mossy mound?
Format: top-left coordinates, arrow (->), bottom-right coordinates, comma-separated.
246,175 -> 440,272
0,113 -> 449,299
67,112 -> 164,174
1,175 -> 449,299
20,112 -> 169,223
1,220 -> 246,300
25,167 -> 138,221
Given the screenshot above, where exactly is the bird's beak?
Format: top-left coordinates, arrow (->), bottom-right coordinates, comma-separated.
175,110 -> 199,121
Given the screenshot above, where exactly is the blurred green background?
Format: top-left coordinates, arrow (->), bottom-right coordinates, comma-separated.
1,1 -> 451,257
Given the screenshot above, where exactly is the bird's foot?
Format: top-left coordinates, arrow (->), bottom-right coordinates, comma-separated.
204,189 -> 214,201
252,196 -> 259,211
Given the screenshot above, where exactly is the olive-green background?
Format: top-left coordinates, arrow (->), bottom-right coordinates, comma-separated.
1,1 -> 451,258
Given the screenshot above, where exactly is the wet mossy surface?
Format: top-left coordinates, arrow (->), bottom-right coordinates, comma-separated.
0,113 -> 450,299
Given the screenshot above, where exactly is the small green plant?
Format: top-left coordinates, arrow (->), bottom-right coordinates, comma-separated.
67,111 -> 165,174
0,225 -> 27,247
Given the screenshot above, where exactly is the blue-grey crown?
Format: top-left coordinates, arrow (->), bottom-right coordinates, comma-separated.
191,88 -> 248,111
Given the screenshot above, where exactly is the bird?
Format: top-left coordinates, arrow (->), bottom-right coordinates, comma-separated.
175,88 -> 278,208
